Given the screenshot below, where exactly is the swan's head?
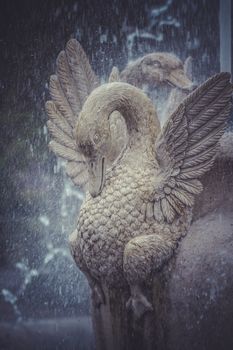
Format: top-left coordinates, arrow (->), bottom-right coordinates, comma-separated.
76,87 -> 113,197
140,53 -> 194,91
76,82 -> 159,198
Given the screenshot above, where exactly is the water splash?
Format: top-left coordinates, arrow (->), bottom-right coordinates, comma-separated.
125,0 -> 179,59
44,242 -> 70,265
16,262 -> 39,293
1,241 -> 76,321
1,289 -> 22,322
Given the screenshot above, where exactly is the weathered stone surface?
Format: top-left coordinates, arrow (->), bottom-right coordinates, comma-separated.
193,132 -> 233,219
92,133 -> 233,350
164,135 -> 233,350
92,209 -> 233,350
166,208 -> 233,350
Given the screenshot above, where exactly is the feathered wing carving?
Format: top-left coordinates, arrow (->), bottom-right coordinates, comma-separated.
46,39 -> 100,188
154,73 -> 232,223
46,41 -> 129,188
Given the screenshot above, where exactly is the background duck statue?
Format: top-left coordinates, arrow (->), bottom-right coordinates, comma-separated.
120,52 -> 193,91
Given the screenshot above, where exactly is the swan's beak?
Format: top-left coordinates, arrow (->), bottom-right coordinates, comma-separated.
166,69 -> 195,91
88,156 -> 106,197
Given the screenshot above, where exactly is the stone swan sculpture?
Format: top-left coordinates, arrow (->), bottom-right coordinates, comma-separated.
46,39 -> 232,319
46,39 -> 194,189
69,75 -> 232,318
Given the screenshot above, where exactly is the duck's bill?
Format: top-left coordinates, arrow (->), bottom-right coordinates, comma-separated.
166,69 -> 195,91
88,156 -> 106,197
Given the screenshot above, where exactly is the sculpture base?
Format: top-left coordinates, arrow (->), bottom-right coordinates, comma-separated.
91,273 -> 171,350
91,209 -> 233,350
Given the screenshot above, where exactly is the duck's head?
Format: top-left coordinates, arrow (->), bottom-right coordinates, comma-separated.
139,52 -> 194,91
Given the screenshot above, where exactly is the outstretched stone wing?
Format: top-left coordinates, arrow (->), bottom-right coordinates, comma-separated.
46,40 -> 129,187
154,73 -> 232,223
46,39 -> 99,188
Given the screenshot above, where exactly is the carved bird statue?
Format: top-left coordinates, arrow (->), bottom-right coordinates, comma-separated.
46,39 -> 193,188
70,74 -> 232,318
46,39 -> 232,318
120,52 -> 193,91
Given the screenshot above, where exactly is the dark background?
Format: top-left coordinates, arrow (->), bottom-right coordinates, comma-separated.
0,0 -> 230,324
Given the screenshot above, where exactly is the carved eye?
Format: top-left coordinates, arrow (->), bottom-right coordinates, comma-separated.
145,59 -> 162,68
151,60 -> 162,68
93,132 -> 100,144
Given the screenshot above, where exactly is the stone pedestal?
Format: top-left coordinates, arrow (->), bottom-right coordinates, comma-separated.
91,281 -> 163,350
92,209 -> 233,350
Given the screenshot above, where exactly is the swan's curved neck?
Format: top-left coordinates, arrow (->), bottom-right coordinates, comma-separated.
101,83 -> 160,151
